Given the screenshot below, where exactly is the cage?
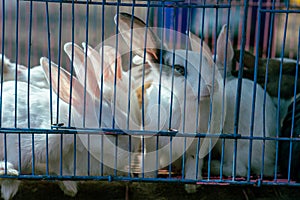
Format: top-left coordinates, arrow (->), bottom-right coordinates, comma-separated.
0,0 -> 300,199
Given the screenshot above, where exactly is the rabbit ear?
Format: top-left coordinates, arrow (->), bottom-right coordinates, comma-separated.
0,54 -> 11,74
189,31 -> 213,56
40,57 -> 93,116
98,45 -> 123,83
81,43 -> 107,86
64,42 -> 100,98
216,24 -> 234,70
116,12 -> 163,62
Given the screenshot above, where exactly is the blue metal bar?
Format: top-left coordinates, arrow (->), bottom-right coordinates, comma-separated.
15,0 -> 19,128
83,0 -> 90,177
155,0 -> 166,178
2,173 -> 300,187
219,138 -> 225,180
143,1 -> 151,178
168,7 -> 177,131
0,0 -> 5,128
180,0 -> 191,180
99,0 -> 106,176
233,0 -> 249,180
57,0 -> 63,177
140,8 -> 149,132
193,0 -> 207,180
23,0 -> 232,9
194,1 -> 206,134
287,28 -> 300,181
15,0 -> 22,174
265,0 -> 277,180
0,0 -> 5,174
249,0 -> 264,181
259,9 -> 300,14
113,0 -> 122,177
112,1 -> 120,130
27,0 -> 34,175
168,6 -> 179,178
274,0 -> 290,181
0,128 -> 294,142
69,0 -> 76,176
221,0 -> 231,132
45,0 -> 52,176
126,0 -> 136,177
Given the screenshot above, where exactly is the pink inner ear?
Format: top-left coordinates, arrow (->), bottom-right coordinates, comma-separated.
101,46 -> 123,82
116,52 -> 122,80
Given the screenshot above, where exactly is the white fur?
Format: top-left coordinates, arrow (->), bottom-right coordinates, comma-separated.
0,47 -> 141,199
0,54 -> 49,89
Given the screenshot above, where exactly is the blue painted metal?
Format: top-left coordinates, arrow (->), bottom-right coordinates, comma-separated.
0,0 -> 299,188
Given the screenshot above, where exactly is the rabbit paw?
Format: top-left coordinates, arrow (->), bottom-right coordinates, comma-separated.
0,162 -> 19,176
59,181 -> 78,197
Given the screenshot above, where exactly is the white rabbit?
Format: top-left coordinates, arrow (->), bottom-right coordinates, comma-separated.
116,13 -> 224,193
190,25 -> 277,178
0,53 -> 49,89
0,43 -> 141,199
0,78 -> 69,200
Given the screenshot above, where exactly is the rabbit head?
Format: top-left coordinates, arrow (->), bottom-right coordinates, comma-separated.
115,13 -> 226,194
63,42 -> 141,130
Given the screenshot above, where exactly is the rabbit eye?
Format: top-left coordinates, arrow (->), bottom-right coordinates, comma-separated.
174,65 -> 185,76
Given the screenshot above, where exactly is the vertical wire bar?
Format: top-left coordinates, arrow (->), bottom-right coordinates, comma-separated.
15,0 -> 22,174
195,0 -> 206,136
113,0 -> 121,176
181,0 -> 192,181
264,0 -> 276,180
156,0 -> 166,178
83,0 -> 90,176
141,2 -> 151,178
45,0 -> 52,176
220,138 -> 225,179
57,0 -> 63,177
15,0 -> 19,128
287,28 -> 300,182
169,7 -> 177,132
0,0 -> 6,174
221,0 -> 231,130
194,0 -> 206,180
113,2 -> 119,130
69,0 -> 76,176
127,0 -> 136,177
27,0 -> 34,174
233,0 -> 249,179
207,0 -> 220,181
218,0 -> 232,180
170,6 -> 178,179
247,0 -> 264,181
274,0 -> 290,181
99,0 -> 106,176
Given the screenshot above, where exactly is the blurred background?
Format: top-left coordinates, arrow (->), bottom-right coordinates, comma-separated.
0,0 -> 299,70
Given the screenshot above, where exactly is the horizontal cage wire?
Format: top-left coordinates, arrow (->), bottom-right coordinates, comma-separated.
0,0 -> 300,199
